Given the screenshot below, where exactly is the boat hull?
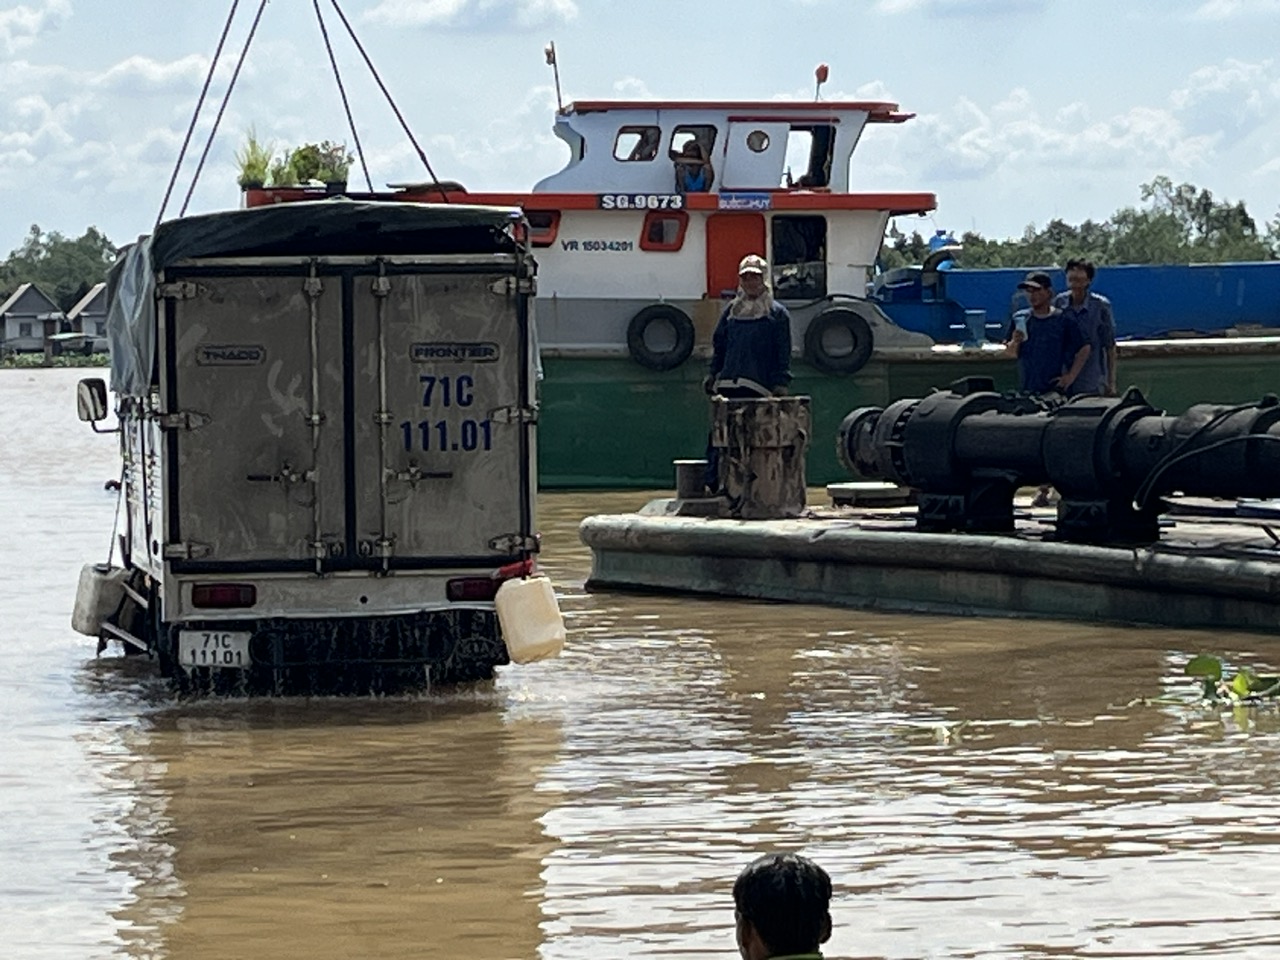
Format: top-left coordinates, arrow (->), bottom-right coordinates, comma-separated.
536,338 -> 1280,489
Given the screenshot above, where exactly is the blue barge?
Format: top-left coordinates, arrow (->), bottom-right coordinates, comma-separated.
873,258 -> 1280,342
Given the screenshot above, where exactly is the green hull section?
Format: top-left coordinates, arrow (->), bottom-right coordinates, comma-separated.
537,344 -> 1280,489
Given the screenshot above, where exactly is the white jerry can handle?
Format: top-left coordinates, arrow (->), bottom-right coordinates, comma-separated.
495,575 -> 566,664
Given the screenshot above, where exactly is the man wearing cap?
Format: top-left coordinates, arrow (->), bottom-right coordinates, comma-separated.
1007,270 -> 1090,396
706,254 -> 793,399
703,254 -> 793,493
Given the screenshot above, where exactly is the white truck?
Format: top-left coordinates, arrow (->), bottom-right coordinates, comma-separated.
74,200 -> 560,693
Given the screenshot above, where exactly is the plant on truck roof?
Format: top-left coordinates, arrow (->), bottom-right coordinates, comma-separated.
235,128 -> 274,188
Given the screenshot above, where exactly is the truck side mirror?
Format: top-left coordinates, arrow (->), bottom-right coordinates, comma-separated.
77,377 -> 109,423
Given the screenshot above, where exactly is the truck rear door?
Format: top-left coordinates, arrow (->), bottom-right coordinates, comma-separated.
160,255 -> 533,572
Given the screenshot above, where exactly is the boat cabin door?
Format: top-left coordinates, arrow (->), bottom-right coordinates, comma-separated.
705,213 -> 766,300
721,121 -> 790,191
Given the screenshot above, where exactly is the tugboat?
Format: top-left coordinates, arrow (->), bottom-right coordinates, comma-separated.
250,85 -> 940,487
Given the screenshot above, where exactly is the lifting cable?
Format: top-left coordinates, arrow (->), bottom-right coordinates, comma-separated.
179,0 -> 271,217
155,0 -> 243,228
313,0 -> 372,192
159,0 -> 444,222
325,0 -> 446,194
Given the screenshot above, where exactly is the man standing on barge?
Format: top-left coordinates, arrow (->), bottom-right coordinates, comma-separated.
703,254 -> 793,493
1006,270 -> 1089,396
1055,258 -> 1117,397
1007,270 -> 1090,507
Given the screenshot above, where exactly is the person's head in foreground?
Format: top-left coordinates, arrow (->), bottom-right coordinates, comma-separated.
733,852 -> 833,959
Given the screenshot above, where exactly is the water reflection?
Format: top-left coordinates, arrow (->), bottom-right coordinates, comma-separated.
78,663 -> 565,960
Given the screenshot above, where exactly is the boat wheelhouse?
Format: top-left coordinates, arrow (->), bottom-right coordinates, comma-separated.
250,98 -> 936,376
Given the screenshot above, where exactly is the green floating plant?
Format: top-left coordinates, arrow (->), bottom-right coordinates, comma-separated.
1185,655 -> 1280,702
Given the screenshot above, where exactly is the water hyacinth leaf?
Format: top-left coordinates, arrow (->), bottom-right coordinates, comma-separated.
1252,675 -> 1280,697
1231,672 -> 1254,699
1185,655 -> 1223,681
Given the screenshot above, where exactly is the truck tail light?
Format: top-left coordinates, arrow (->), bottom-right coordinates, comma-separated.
446,557 -> 537,602
192,584 -> 257,609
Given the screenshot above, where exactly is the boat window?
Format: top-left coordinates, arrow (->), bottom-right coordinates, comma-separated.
771,215 -> 827,299
526,210 -> 561,247
640,211 -> 689,252
614,126 -> 661,162
746,129 -> 770,153
784,124 -> 835,188
669,125 -> 717,160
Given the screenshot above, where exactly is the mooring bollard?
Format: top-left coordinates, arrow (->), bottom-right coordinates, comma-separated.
710,395 -> 810,519
673,459 -> 708,499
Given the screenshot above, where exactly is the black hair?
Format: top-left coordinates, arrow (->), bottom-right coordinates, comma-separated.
1065,257 -> 1096,280
733,853 -> 832,955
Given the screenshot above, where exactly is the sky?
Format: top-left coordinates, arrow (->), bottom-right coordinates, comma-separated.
1,0 -> 1279,254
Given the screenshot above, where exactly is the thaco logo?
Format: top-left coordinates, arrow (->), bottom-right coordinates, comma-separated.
411,342 -> 500,363
195,344 -> 266,365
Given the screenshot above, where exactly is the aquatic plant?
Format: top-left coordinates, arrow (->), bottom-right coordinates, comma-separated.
1185,654 -> 1280,702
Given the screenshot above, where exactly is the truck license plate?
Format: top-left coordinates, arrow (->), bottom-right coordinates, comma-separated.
178,630 -> 252,670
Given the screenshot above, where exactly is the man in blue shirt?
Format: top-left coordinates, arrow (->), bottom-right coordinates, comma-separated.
1007,271 -> 1090,395
707,254 -> 793,398
1054,257 -> 1117,397
1007,270 -> 1091,508
702,254 -> 793,493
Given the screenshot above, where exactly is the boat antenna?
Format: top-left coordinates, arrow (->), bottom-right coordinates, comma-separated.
814,63 -> 829,101
546,41 -> 564,112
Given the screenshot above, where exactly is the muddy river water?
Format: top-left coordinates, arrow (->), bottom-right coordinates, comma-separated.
3,367 -> 1280,959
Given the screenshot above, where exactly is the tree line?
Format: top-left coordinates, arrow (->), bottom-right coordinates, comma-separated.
880,177 -> 1280,270
0,225 -> 118,313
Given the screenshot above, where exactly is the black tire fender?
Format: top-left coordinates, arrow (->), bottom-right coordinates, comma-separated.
803,305 -> 875,375
626,304 -> 695,371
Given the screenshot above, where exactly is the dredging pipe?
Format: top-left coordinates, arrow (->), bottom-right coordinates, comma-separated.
837,376 -> 1280,544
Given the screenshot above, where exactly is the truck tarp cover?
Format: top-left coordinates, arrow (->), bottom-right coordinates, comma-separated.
105,200 -> 521,396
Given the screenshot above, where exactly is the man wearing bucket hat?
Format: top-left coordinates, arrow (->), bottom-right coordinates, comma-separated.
702,254 -> 794,493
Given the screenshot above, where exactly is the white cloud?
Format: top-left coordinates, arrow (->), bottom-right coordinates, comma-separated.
93,55 -> 215,95
880,57 -> 1280,195
611,77 -> 654,100
363,0 -> 578,30
1169,59 -> 1278,142
875,0 -> 1046,16
0,0 -> 70,55
1192,0 -> 1280,19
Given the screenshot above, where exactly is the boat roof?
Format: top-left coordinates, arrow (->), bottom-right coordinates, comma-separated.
562,100 -> 914,123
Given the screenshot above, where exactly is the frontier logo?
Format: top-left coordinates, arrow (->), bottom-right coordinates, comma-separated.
195,344 -> 266,366
411,342 -> 500,363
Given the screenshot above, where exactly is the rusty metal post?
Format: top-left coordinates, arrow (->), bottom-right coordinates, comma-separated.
711,396 -> 811,519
